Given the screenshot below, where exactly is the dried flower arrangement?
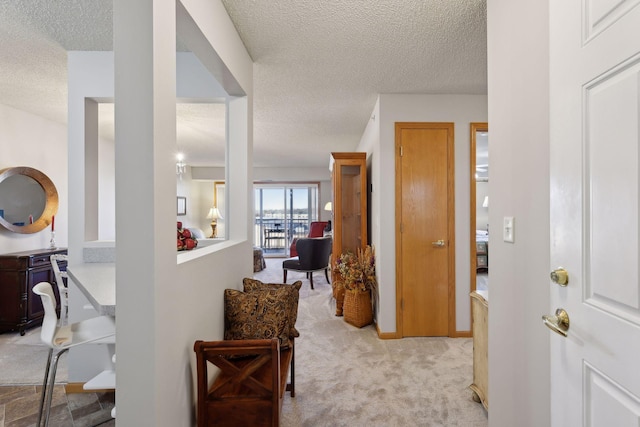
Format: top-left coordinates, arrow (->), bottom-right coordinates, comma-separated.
334,245 -> 376,293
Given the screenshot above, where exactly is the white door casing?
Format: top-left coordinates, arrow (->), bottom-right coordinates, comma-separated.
550,1 -> 640,426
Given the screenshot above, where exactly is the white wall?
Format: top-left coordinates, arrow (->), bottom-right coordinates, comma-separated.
0,104 -> 68,253
98,133 -> 115,241
189,179 -> 217,234
359,94 -> 487,335
487,1 -> 550,425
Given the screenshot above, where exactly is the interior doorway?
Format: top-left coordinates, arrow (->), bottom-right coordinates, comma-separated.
395,122 -> 455,337
470,123 -> 489,296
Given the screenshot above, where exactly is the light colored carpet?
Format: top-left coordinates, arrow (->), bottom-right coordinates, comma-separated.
258,257 -> 488,427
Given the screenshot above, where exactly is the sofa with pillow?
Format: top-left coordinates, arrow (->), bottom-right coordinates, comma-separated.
193,278 -> 301,427
184,227 -> 225,249
187,227 -> 207,240
289,221 -> 328,257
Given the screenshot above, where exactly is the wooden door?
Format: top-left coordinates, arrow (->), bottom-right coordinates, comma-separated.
396,122 -> 454,337
549,2 -> 640,424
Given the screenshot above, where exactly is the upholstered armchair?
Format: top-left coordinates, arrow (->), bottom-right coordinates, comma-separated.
283,237 -> 332,289
289,221 -> 328,257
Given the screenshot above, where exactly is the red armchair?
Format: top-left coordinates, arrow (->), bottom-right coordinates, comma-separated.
290,221 -> 328,257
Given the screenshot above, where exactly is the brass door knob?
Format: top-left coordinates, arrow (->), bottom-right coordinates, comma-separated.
550,268 -> 569,286
542,308 -> 570,337
432,240 -> 446,247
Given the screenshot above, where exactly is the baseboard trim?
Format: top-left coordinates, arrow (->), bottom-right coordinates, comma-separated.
65,383 -> 114,394
374,323 -> 471,339
375,322 -> 401,339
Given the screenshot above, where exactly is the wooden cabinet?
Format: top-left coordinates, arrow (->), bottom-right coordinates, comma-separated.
470,290 -> 488,410
330,152 -> 368,281
0,248 -> 67,335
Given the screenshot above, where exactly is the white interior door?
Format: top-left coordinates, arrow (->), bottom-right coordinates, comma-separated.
550,2 -> 640,425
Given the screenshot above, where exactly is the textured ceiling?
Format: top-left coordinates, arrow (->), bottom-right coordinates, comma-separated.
0,0 -> 487,168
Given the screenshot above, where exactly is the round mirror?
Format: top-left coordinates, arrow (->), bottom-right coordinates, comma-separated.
0,167 -> 58,234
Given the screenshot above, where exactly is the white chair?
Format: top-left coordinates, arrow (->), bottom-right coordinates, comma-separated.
49,254 -> 68,326
33,282 -> 116,427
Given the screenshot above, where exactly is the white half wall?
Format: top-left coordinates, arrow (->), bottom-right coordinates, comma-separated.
62,0 -> 254,425
359,94 -> 487,335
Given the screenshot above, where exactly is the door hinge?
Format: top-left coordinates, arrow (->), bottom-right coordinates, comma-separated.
400,223 -> 403,233
400,145 -> 403,157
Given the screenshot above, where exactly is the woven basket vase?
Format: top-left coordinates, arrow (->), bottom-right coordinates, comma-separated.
332,281 -> 345,316
343,288 -> 373,328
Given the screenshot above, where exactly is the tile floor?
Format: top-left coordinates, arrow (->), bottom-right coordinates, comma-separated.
0,385 -> 114,427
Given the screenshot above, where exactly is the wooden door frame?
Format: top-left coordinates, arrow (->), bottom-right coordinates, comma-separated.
469,123 -> 488,314
395,122 -> 456,337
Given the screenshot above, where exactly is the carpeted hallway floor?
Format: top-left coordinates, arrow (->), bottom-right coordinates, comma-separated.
258,257 -> 488,427
0,256 -> 488,426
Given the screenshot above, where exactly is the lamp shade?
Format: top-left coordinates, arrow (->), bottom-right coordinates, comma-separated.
324,202 -> 332,211
482,196 -> 489,208
207,207 -> 222,220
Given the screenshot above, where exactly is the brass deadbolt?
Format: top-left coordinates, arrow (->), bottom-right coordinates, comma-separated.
550,268 -> 569,286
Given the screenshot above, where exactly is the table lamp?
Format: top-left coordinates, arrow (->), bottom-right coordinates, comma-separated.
207,207 -> 222,238
324,202 -> 332,231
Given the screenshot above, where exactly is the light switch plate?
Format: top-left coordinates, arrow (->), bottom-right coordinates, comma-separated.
503,216 -> 515,243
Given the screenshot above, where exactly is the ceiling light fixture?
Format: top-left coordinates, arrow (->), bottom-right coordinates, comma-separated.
176,153 -> 186,179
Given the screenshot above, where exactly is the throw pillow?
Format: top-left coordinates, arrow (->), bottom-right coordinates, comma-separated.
243,278 -> 302,338
188,227 -> 206,239
224,288 -> 291,348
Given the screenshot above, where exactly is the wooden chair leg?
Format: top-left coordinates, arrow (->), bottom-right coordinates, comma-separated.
290,342 -> 295,397
324,268 -> 330,284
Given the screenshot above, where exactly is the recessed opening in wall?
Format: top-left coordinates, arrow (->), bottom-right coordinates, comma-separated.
470,123 -> 489,298
175,102 -> 226,249
175,3 -> 246,253
97,102 -> 116,242
94,102 -> 228,247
